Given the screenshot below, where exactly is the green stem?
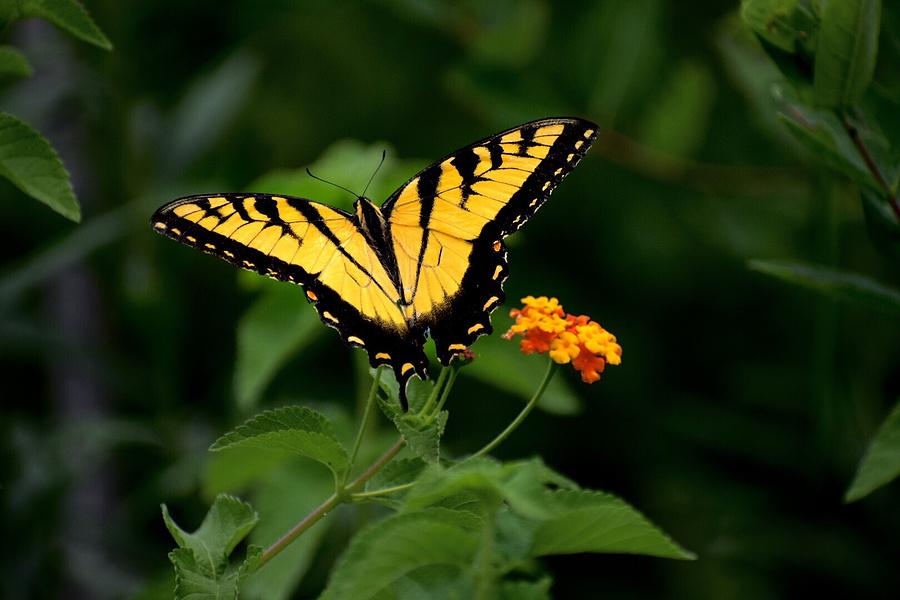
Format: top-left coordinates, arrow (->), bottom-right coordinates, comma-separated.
433,366 -> 459,414
253,491 -> 340,571
345,366 -> 383,484
344,437 -> 405,492
419,366 -> 450,416
254,436 -> 405,572
467,359 -> 557,461
350,481 -> 416,500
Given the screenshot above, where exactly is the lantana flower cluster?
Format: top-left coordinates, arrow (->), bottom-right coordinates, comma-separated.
503,296 -> 622,383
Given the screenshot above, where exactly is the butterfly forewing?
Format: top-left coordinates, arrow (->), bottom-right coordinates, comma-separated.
151,193 -> 429,390
381,117 -> 598,363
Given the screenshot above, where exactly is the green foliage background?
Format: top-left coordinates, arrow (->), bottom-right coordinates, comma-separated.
2,0 -> 899,598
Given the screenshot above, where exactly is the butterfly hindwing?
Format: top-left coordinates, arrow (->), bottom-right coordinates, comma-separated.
382,117 -> 598,363
150,193 -> 429,390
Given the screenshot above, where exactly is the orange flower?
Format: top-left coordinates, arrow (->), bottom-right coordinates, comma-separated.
504,296 -> 621,383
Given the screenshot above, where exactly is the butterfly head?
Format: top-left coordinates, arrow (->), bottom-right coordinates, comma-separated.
354,196 -> 387,239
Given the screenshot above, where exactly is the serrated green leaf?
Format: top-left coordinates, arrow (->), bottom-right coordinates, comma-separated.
814,0 -> 881,108
0,46 -> 31,78
530,489 -> 695,560
319,508 -> 482,600
404,460 -> 506,517
845,400 -> 900,501
403,458 -> 577,521
210,406 -> 350,478
495,508 -> 540,565
169,543 -> 259,600
365,457 -> 428,493
500,577 -> 552,600
388,565 -> 473,600
234,284 -> 321,411
398,410 -> 448,464
376,370 -> 448,463
14,0 -> 112,50
162,494 -> 259,578
748,259 -> 900,312
237,544 -> 263,581
169,547 -> 240,600
375,367 -> 434,414
0,112 -> 79,222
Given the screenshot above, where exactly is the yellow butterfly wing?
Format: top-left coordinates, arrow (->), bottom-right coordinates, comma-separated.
381,117 -> 598,363
151,194 -> 429,380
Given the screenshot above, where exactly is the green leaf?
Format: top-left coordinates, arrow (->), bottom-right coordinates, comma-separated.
210,406 -> 350,479
0,46 -> 31,79
775,95 -> 882,190
0,112 -> 80,222
404,460 -> 506,517
740,0 -> 806,52
169,544 -> 260,600
748,259 -> 900,313
500,577 -> 552,600
243,461 -> 335,600
319,508 -> 482,600
813,0 -> 881,108
404,458 -> 577,520
163,494 -> 260,598
376,370 -> 448,463
365,456 -> 428,495
14,0 -> 112,50
845,400 -> 900,501
464,334 -> 581,416
162,494 -> 259,578
529,489 -> 695,560
234,284 -> 321,411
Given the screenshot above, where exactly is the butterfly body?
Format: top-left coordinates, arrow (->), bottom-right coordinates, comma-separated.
152,117 -> 598,408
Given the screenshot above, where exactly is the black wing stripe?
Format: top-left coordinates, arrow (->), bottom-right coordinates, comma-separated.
409,163 -> 440,304
287,197 -> 399,302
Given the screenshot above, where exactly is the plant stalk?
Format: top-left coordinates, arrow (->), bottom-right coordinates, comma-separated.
467,359 -> 557,461
345,366 -> 383,483
843,115 -> 900,220
255,436 -> 405,571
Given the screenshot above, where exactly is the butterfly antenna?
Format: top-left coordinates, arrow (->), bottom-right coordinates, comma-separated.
361,150 -> 387,199
306,168 -> 359,199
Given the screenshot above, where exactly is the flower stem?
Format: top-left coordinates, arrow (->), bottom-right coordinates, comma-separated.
254,436 -> 405,572
419,366 -> 450,416
467,359 -> 557,461
253,491 -> 340,571
344,437 -> 405,491
350,481 -> 415,500
433,365 -> 459,415
345,366 -> 383,484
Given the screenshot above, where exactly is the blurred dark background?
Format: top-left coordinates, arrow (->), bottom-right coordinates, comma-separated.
2,1 -> 899,598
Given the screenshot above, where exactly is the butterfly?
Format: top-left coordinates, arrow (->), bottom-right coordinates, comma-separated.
151,117 -> 598,409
